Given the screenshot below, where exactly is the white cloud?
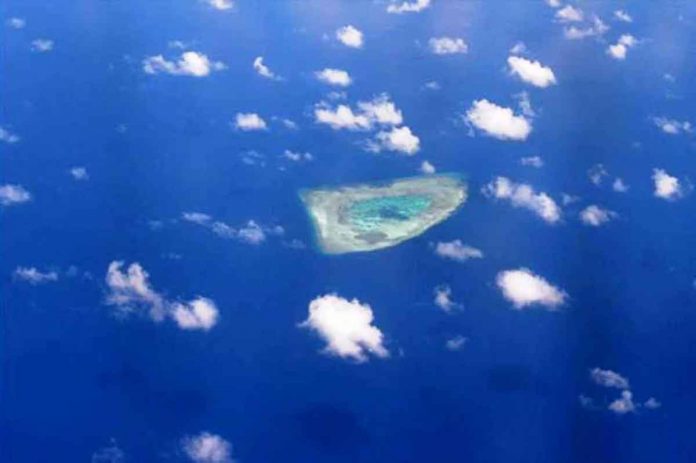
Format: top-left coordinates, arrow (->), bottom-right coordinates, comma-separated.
482,177 -> 561,223
70,167 -> 89,180
546,0 -> 561,8
612,178 -> 629,192
143,51 -> 225,77
0,126 -> 20,144
371,126 -> 420,155
283,150 -> 313,162
182,212 -> 212,225
315,68 -> 352,87
91,440 -> 125,463
183,212 -> 282,245
590,368 -> 630,389
445,335 -> 468,351
614,10 -> 632,23
653,117 -> 692,135
510,41 -> 527,54
465,99 -> 532,141
336,25 -> 363,48
588,163 -> 608,186
300,294 -> 389,362
644,397 -> 661,409
6,17 -> 26,29
31,39 -> 54,52
520,156 -> 544,168
434,285 -> 460,312
652,168 -> 682,200
207,0 -> 234,11
171,298 -> 219,331
556,5 -> 583,22
564,16 -> 609,40
608,390 -> 636,414
253,56 -> 279,80
105,261 -> 219,330
429,37 -> 468,55
507,56 -> 557,88
607,34 -> 637,60
0,184 -> 32,206
182,432 -> 233,463
13,267 -> 59,285
496,268 -> 567,309
420,160 -> 436,174
423,81 -> 441,90
580,205 -> 616,226
387,0 -> 431,14
357,94 -> 403,125
314,94 -> 403,131
434,240 -> 483,262
234,113 -> 267,131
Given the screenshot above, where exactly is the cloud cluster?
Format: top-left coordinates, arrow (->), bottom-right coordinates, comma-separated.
429,37 -> 468,55
0,184 -> 32,206
482,177 -> 561,223
564,16 -> 609,40
614,10 -> 632,23
507,56 -> 557,88
584,368 -> 659,415
555,5 -> 583,22
607,34 -> 637,60
336,25 -> 363,48
105,261 -> 219,331
300,294 -> 389,362
13,267 -> 59,285
434,285 -> 460,312
590,368 -> 630,389
653,117 -> 692,135
465,99 -> 532,141
579,205 -> 616,226
496,268 -> 567,309
183,212 -> 283,244
434,240 -> 483,262
369,126 -> 420,155
386,0 -> 430,14
143,51 -> 225,77
652,168 -> 683,200
182,432 -> 233,463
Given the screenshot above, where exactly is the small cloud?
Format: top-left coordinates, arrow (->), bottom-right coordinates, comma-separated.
556,5 -> 584,23
69,166 -> 89,181
315,68 -> 352,87
13,267 -> 59,285
652,168 -> 683,200
614,10 -> 632,23
31,39 -> 54,52
300,294 -> 389,362
91,439 -> 125,463
579,205 -> 616,227
0,184 -> 32,206
612,178 -> 629,192
423,80 -> 441,90
588,163 -> 608,186
507,56 -> 557,88
357,94 -> 403,125
607,34 -> 637,60
520,156 -> 544,168
183,212 -> 281,245
445,335 -> 468,351
283,150 -> 313,162
496,268 -> 567,309
465,99 -> 532,141
434,240 -> 483,262
207,0 -> 234,11
369,126 -> 420,155
336,25 -> 363,48
644,397 -> 662,409
0,126 -> 20,144
143,51 -> 225,77
420,160 -> 436,174
608,390 -> 636,415
482,177 -> 561,224
509,41 -> 527,54
434,285 -> 461,312
234,112 -> 267,131
386,0 -> 431,14
514,91 -> 535,117
170,297 -> 219,331
182,432 -> 233,463
590,368 -> 630,389
653,116 -> 692,135
429,37 -> 468,55
564,16 -> 609,40
253,56 -> 280,80
546,0 -> 561,7
6,17 -> 26,29
578,394 -> 595,409
314,94 -> 404,131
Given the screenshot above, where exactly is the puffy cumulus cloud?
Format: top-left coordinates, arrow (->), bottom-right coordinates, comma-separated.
253,56 -> 280,80
387,0 -> 430,14
300,294 -> 389,362
434,285 -> 461,312
105,261 -> 219,331
445,335 -> 468,351
207,0 -> 233,10
482,177 -> 561,224
6,17 -> 26,29
336,25 -> 363,48
507,56 -> 557,88
590,368 -> 630,389
434,240 -> 483,262
370,126 -> 420,155
520,156 -> 544,168
652,168 -> 683,200
13,267 -> 59,285
315,68 -> 352,87
465,99 -> 532,141
420,160 -> 436,174
70,166 -> 89,180
357,94 -> 403,125
612,178 -> 629,192
314,94 -> 403,131
607,34 -> 637,60
234,112 -> 267,131
608,390 -> 636,415
653,117 -> 692,135
564,16 -> 609,40
182,212 -> 283,245
496,268 -> 567,309
31,39 -> 54,52
429,37 -> 468,55
0,126 -> 20,144
555,5 -> 583,22
614,10 -> 632,23
580,205 -> 616,226
0,184 -> 32,206
182,432 -> 233,463
143,51 -> 225,77
171,298 -> 219,331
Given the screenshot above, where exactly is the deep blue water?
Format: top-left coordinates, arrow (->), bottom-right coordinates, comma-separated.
2,1 -> 696,462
